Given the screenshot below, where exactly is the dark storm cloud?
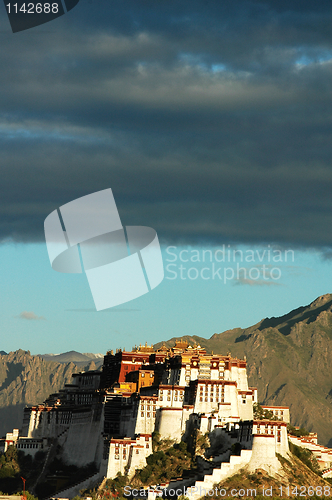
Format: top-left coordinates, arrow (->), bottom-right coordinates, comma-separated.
1,0 -> 332,247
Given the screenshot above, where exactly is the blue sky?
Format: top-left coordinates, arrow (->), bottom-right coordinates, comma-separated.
1,241 -> 331,354
1,0 -> 332,355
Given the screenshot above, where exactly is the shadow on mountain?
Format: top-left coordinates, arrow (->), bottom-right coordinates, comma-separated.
0,404 -> 25,437
235,333 -> 252,343
0,363 -> 24,392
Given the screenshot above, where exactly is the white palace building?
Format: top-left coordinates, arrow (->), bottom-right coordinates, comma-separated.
3,341 -> 298,497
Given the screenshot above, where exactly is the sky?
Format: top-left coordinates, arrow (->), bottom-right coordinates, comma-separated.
1,0 -> 332,354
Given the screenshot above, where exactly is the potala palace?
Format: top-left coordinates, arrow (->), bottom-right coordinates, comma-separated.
4,341 -> 304,497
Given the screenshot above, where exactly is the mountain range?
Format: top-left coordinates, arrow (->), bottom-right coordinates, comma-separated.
2,295 -> 332,445
39,351 -> 104,366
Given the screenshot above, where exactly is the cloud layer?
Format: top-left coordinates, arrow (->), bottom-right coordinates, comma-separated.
16,311 -> 46,320
1,0 -> 332,247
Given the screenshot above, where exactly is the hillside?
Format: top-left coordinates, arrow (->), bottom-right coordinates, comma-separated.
0,350 -> 99,437
214,453 -> 329,499
94,439 -> 329,500
155,294 -> 332,446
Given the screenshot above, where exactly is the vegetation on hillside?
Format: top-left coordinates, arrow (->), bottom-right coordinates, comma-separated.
82,435 -> 194,500
132,433 -> 192,486
287,424 -> 309,437
35,456 -> 97,499
253,403 -> 280,421
288,441 -> 321,475
0,445 -> 41,497
78,427 -> 329,500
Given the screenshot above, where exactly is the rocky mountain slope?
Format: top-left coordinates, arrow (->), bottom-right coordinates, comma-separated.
0,350 -> 100,437
156,294 -> 332,446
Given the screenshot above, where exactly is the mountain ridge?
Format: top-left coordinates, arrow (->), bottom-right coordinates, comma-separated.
155,294 -> 332,446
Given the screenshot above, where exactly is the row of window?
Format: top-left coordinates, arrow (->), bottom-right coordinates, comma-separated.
199,385 -> 225,392
257,429 -> 281,443
141,411 -> 156,417
17,443 -> 42,449
199,397 -> 225,403
257,424 -> 282,429
114,443 -> 149,455
141,401 -> 156,408
185,363 -> 225,370
79,376 -> 94,385
159,395 -> 184,401
159,390 -> 184,395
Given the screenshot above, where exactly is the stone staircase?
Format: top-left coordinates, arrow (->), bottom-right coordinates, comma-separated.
186,449 -> 252,500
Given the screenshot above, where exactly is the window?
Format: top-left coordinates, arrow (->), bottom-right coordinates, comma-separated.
167,396 -> 171,401
150,373 -> 154,378
115,455 -> 119,459
146,443 -> 149,448
141,412 -> 144,417
141,373 -> 145,377
205,397 -> 208,402
242,400 -> 246,404
200,397 -> 203,402
153,412 -> 156,417
136,449 -> 139,454
147,405 -> 150,410
210,397 -> 213,402
147,413 -> 150,417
